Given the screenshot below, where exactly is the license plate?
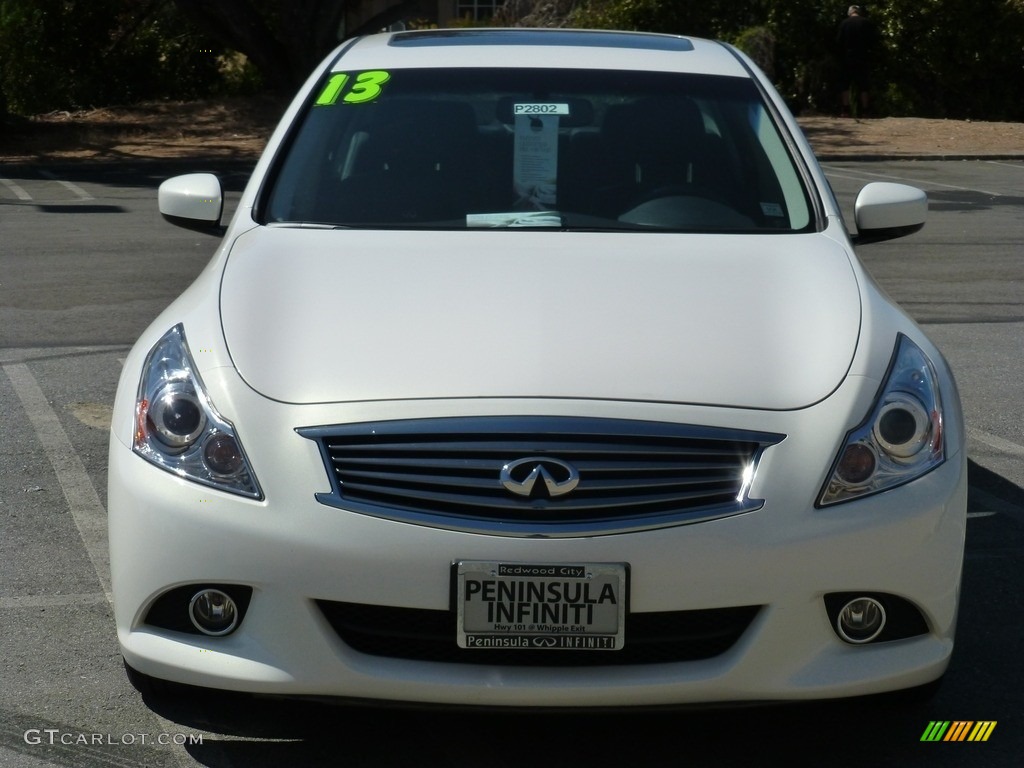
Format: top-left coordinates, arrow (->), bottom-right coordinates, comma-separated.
455,561 -> 627,651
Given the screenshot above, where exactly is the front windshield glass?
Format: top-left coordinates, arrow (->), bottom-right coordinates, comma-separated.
262,67 -> 814,232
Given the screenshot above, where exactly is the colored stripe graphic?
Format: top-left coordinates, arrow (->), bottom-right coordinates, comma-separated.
945,722 -> 973,741
968,722 -> 997,742
921,721 -> 997,742
921,722 -> 950,741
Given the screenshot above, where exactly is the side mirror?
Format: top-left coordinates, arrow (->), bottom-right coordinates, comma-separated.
853,182 -> 927,245
158,173 -> 224,234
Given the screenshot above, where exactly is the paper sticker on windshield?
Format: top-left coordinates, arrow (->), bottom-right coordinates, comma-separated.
314,70 -> 391,106
513,103 -> 570,116
514,113 -> 560,208
467,211 -> 562,228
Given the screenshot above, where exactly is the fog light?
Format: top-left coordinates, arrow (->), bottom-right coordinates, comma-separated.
836,597 -> 886,644
189,589 -> 239,636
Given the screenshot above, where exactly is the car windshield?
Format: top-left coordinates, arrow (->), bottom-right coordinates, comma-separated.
262,67 -> 814,232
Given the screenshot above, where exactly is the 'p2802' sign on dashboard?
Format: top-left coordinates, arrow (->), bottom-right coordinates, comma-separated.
513,102 -> 570,116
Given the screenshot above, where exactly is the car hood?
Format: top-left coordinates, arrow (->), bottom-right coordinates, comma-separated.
220,228 -> 861,409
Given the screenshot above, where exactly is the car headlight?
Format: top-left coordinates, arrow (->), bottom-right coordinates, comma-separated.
819,334 -> 944,506
133,325 -> 262,499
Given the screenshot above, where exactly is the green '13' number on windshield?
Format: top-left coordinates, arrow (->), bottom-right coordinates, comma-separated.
314,70 -> 391,106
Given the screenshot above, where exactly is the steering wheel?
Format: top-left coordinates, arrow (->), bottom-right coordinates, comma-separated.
618,185 -> 755,229
627,183 -> 734,210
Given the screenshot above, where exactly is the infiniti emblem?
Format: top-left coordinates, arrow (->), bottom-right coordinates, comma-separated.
500,457 -> 580,498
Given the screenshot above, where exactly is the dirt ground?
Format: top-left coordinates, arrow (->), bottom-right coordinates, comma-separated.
799,115 -> 1024,160
0,96 -> 289,163
2,96 -> 1023,163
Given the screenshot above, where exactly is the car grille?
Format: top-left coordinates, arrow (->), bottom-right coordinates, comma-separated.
316,601 -> 761,666
299,417 -> 783,536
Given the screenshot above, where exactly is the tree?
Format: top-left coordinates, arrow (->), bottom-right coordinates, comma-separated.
169,0 -> 422,93
4,0 -> 1021,118
570,0 -> 766,40
870,0 -> 1024,119
568,0 -> 1024,120
494,0 -> 580,27
0,0 -> 222,114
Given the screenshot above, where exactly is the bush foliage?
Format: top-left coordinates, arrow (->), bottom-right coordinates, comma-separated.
0,0 -> 226,114
2,0 -> 1022,119
571,0 -> 1024,120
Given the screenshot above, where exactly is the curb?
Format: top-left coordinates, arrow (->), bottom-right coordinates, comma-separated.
815,153 -> 1024,162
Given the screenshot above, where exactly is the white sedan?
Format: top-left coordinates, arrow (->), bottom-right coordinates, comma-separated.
109,28 -> 966,707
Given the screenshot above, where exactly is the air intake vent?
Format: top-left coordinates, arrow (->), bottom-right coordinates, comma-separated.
317,601 -> 761,666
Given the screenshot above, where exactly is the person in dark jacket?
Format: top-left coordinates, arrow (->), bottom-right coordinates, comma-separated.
837,5 -> 878,117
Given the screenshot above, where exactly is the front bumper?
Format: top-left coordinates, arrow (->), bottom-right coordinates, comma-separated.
108,395 -> 966,707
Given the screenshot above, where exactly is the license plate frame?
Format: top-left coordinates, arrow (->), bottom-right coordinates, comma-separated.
454,561 -> 628,651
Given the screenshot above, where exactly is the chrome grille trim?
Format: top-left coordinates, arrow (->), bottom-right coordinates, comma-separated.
298,417 -> 784,537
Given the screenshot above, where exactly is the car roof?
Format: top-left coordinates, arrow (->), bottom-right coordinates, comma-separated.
332,28 -> 751,78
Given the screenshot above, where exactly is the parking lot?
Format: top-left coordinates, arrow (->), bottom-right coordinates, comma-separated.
2,158 -> 1023,766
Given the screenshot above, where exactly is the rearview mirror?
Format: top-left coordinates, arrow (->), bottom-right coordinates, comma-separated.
158,173 -> 224,234
853,182 -> 927,245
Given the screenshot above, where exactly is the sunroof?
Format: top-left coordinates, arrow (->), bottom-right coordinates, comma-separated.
388,29 -> 695,52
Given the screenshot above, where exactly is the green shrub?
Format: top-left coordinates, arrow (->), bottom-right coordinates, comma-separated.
0,0 -> 225,114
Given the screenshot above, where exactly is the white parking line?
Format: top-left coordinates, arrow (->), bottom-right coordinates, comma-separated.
0,593 -> 109,610
985,160 -> 1024,170
0,177 -> 32,200
3,358 -> 200,765
38,169 -> 95,201
822,164 -> 1003,197
968,427 -> 1024,458
2,363 -> 111,601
